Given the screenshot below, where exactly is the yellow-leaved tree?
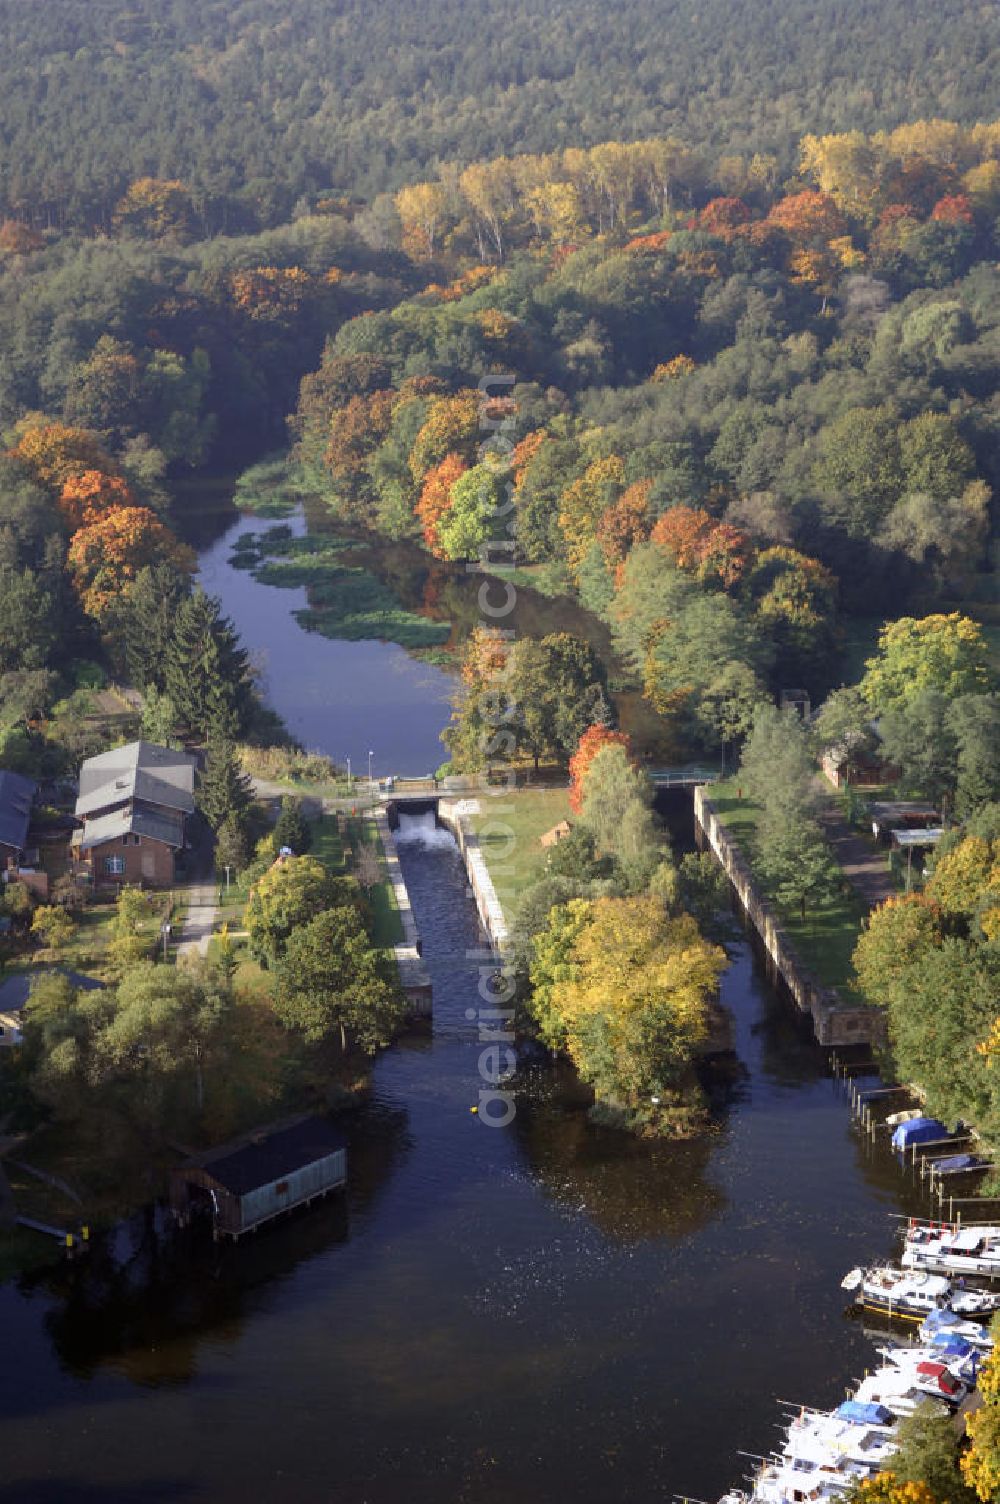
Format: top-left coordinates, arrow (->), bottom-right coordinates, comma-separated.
533,895 -> 725,1125
963,1322 -> 1000,1500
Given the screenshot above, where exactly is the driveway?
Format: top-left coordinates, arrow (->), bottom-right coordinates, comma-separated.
176,881 -> 218,959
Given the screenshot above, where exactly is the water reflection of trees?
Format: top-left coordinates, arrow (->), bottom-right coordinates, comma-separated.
512,1065 -> 729,1245
20,1102 -> 410,1388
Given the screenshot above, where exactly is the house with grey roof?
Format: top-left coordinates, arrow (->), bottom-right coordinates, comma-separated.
0,770 -> 37,870
72,741 -> 196,887
0,968 -> 106,1048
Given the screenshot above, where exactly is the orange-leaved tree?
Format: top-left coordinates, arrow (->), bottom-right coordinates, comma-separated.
650,506 -> 748,588
59,470 -> 134,531
568,725 -> 633,814
511,429 -> 548,487
68,507 -> 195,621
696,197 -> 752,239
766,189 -> 847,245
415,452 -> 468,556
595,479 -> 653,577
11,421 -> 116,497
229,265 -> 313,321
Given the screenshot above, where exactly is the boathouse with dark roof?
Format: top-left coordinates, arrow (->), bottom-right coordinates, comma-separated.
169,1116 -> 347,1239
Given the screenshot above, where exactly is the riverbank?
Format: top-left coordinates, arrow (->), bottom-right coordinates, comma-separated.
695,783 -> 885,1049
706,779 -> 868,999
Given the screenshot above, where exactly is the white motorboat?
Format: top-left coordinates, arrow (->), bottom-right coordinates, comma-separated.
842,1264 -> 1000,1322
919,1308 -> 994,1350
783,1411 -> 898,1469
902,1221 -> 1000,1280
878,1344 -> 977,1391
753,1455 -> 870,1504
853,1365 -> 955,1418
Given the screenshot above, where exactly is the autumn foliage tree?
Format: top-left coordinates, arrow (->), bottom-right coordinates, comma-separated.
695,196 -> 751,239
595,479 -> 653,575
963,1321 -> 1000,1500
415,452 -> 468,555
558,454 -> 626,580
528,895 -> 725,1122
650,507 -> 748,588
408,391 -> 481,485
58,469 -> 133,531
766,189 -> 847,245
229,265 -> 313,321
67,507 -> 195,620
569,725 -> 634,814
12,421 -> 116,497
113,177 -> 194,239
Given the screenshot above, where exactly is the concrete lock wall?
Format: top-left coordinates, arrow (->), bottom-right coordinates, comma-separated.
437,799 -> 508,955
372,808 -> 432,1016
693,787 -> 886,1050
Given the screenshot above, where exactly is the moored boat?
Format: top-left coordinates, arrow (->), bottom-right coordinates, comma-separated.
902,1221 -> 1000,1280
877,1344 -> 976,1393
852,1365 -> 954,1418
842,1264 -> 1000,1321
919,1307 -> 994,1350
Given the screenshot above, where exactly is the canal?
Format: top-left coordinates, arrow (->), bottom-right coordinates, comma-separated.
0,499 -> 926,1503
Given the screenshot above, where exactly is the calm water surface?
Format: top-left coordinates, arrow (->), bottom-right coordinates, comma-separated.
0,518 -> 925,1504
197,509 -> 456,777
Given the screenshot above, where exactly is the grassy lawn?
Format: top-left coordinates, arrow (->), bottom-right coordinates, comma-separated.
347,816 -> 403,948
57,901 -> 119,972
467,787 -> 573,920
311,812 -> 403,948
708,780 -> 867,1001
309,813 -> 347,875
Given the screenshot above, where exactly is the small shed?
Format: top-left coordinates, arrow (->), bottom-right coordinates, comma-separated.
170,1117 -> 347,1239
540,820 -> 572,849
870,800 -> 940,844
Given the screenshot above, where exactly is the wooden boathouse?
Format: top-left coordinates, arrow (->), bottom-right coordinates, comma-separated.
170,1117 -> 347,1240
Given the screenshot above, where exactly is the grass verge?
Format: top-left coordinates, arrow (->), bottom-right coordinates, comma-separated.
467,787 -> 573,921
708,779 -> 867,1001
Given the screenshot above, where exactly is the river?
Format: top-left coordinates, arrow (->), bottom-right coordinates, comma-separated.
197,508 -> 456,778
0,502 -> 927,1504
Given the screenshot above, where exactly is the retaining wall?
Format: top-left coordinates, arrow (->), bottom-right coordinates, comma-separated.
693,786 -> 885,1049
437,798 -> 509,954
372,809 -> 432,1016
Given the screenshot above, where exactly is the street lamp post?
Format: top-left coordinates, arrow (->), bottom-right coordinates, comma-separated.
346,756 -> 352,793
368,748 -> 374,786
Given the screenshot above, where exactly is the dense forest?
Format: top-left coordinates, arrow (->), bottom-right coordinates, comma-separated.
289,121 -> 1000,764
2,0 -> 1000,1202
2,0 -> 1000,232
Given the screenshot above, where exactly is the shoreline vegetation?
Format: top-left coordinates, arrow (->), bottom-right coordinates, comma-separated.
230,524 -> 452,651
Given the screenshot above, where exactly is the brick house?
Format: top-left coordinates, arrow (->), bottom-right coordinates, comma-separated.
0,769 -> 37,871
73,741 -> 197,887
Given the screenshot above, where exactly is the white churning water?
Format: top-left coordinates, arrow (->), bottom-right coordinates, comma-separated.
394,811 -> 457,851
